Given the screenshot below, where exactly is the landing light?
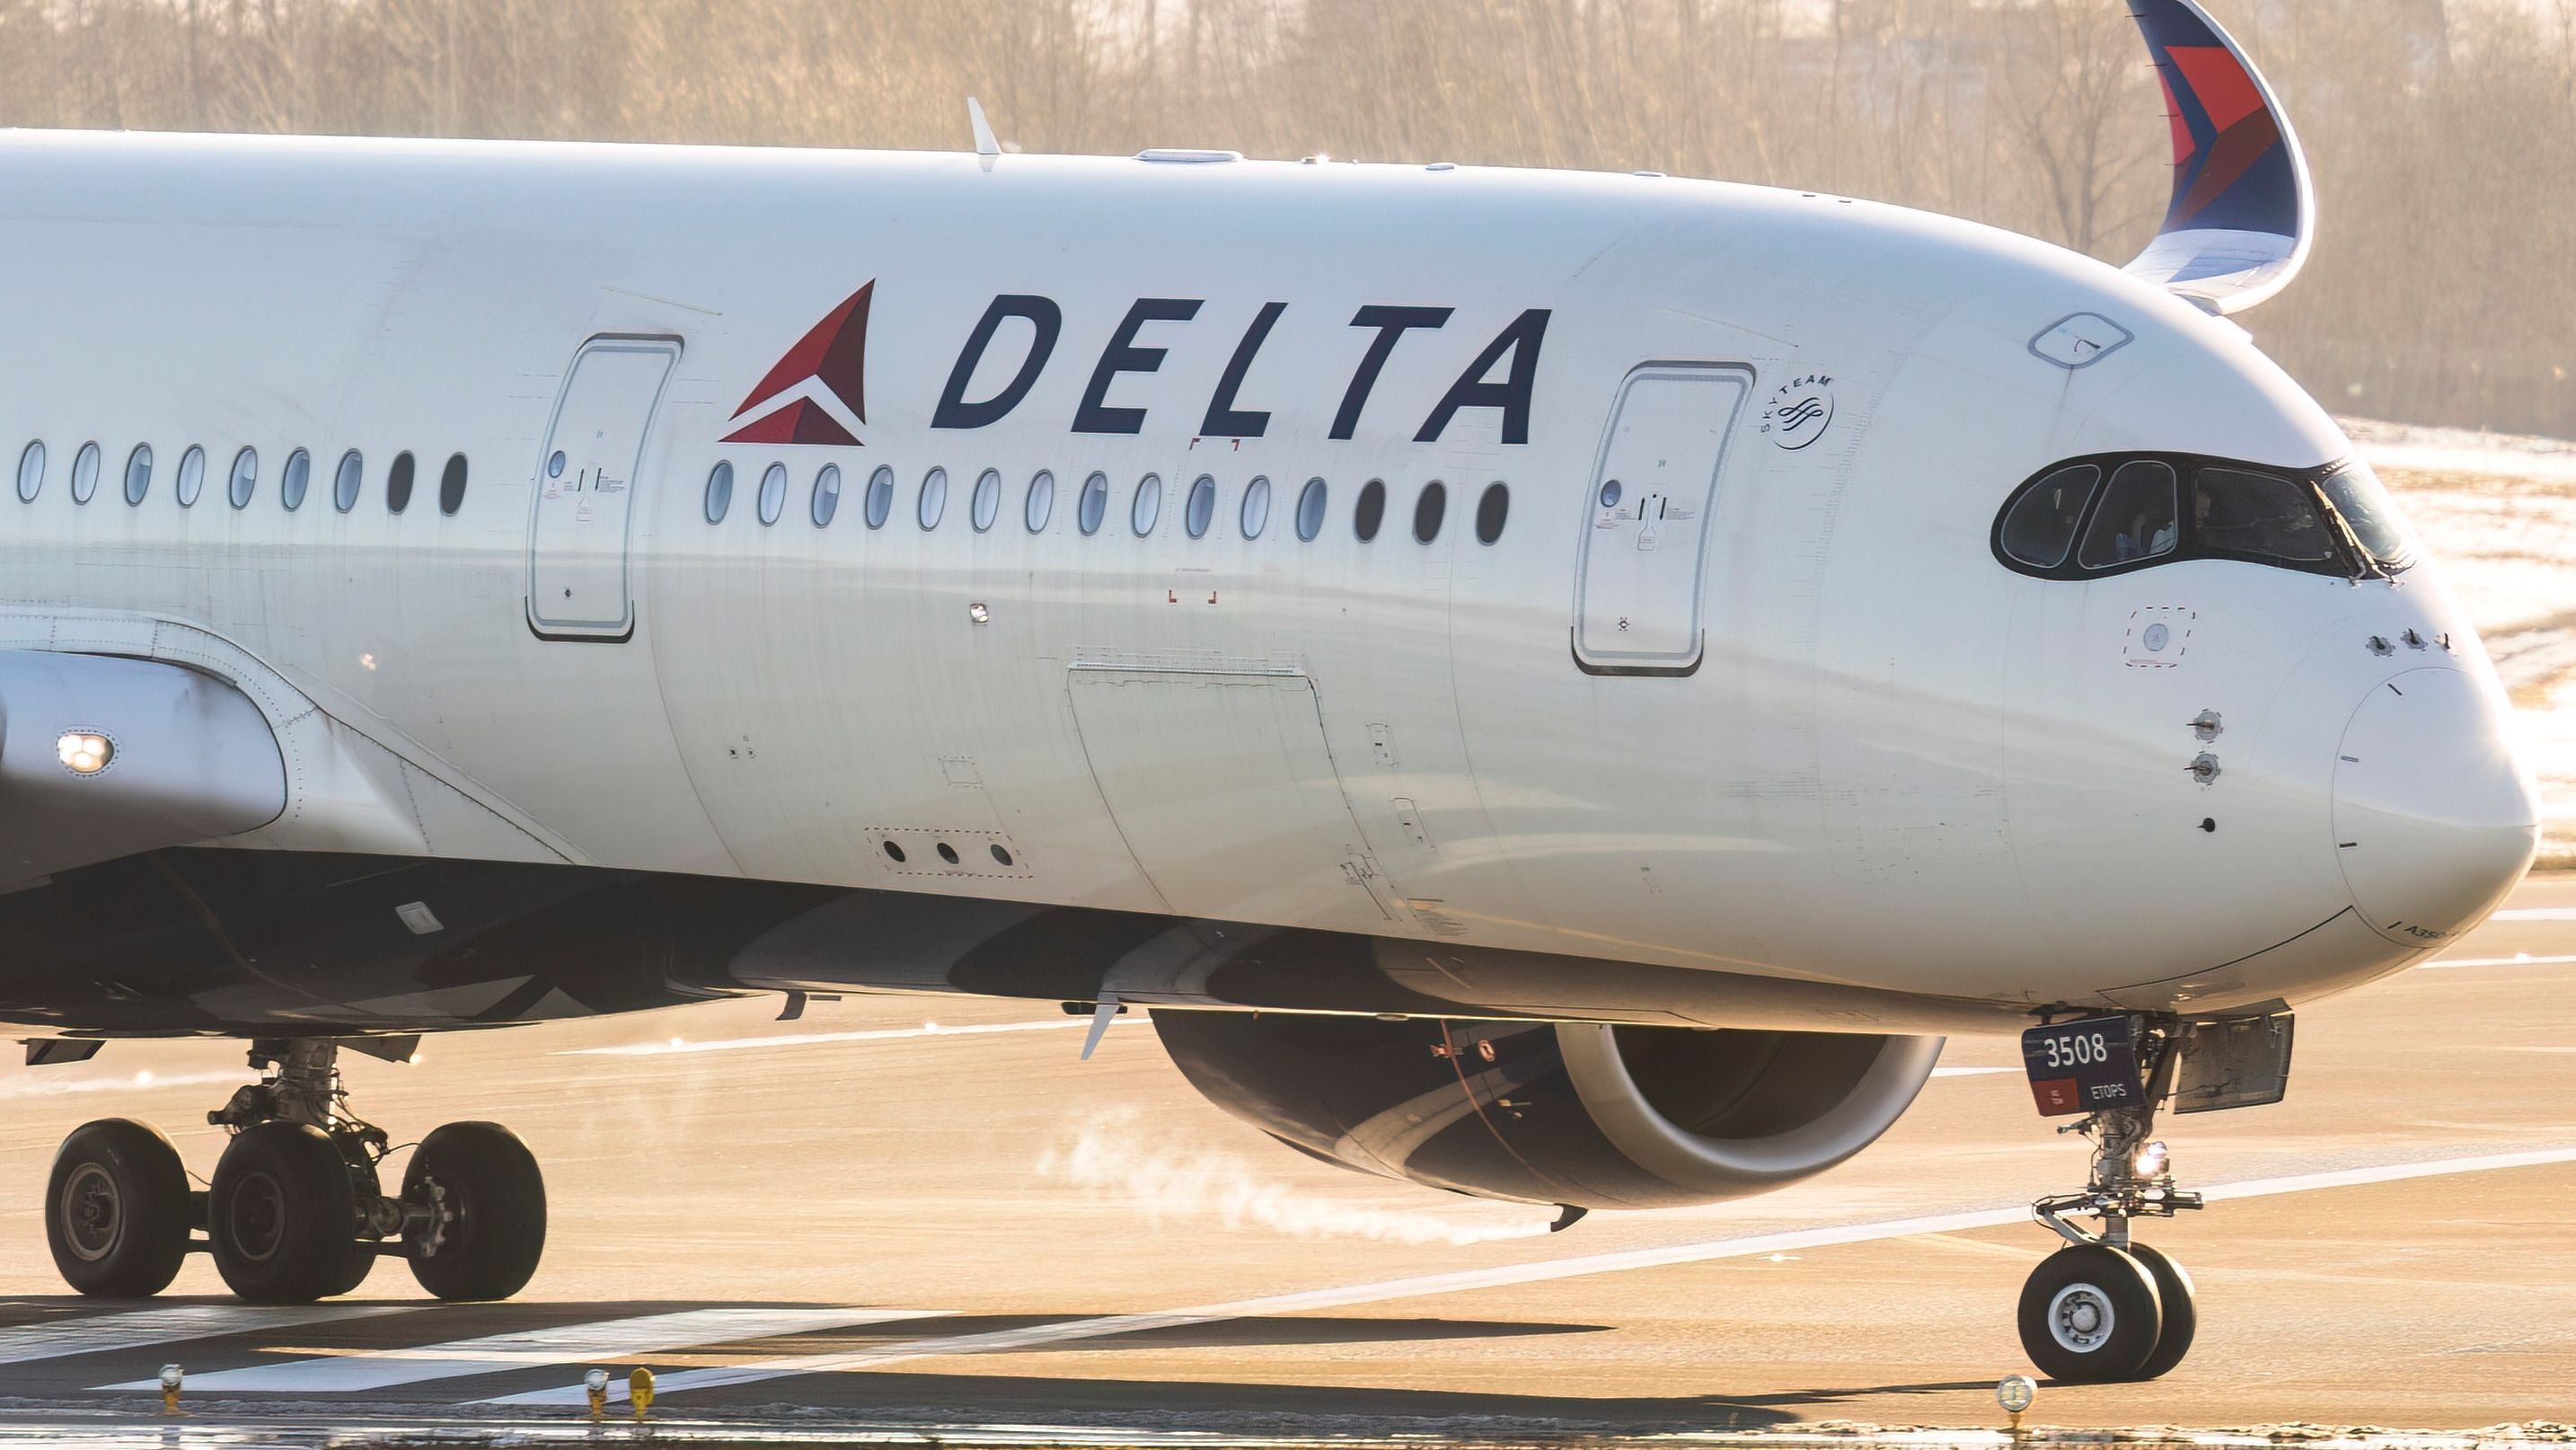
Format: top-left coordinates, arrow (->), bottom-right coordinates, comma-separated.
2133,1140 -> 2171,1178
57,731 -> 112,774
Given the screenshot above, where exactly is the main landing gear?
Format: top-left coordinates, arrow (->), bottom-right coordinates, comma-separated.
43,1039 -> 545,1303
2016,1019 -> 2204,1384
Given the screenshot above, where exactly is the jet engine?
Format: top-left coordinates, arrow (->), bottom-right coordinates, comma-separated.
1153,1011 -> 1942,1210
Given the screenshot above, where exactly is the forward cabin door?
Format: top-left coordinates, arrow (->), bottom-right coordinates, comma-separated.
1572,364 -> 1752,676
527,336 -> 681,642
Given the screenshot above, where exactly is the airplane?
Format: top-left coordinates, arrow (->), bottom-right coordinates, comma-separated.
0,0 -> 2535,1387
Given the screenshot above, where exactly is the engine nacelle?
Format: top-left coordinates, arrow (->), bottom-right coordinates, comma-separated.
1154,1011 -> 1942,1210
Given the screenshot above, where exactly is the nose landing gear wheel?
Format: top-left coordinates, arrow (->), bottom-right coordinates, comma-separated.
46,1119 -> 191,1298
207,1121 -> 361,1304
2126,1243 -> 2198,1381
2017,1243 -> 2164,1384
402,1122 -> 545,1302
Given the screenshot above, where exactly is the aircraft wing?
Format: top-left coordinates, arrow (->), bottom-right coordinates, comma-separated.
2122,0 -> 2315,315
0,650 -> 287,887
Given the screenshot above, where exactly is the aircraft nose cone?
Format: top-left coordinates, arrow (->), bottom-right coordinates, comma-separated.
2333,668 -> 2538,949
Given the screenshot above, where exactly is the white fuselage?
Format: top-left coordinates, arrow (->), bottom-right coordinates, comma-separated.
0,130 -> 2535,1030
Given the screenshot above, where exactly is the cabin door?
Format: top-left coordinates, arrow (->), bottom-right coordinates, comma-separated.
1572,364 -> 1751,676
527,336 -> 681,641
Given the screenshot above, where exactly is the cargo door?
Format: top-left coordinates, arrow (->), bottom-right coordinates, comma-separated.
1070,668 -> 1397,933
527,336 -> 680,641
1573,364 -> 1751,676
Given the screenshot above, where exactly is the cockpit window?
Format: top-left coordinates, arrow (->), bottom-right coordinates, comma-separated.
1999,464 -> 2100,569
2078,461 -> 2179,570
2319,461 -> 2415,570
1995,451 -> 2416,583
2193,467 -> 2336,564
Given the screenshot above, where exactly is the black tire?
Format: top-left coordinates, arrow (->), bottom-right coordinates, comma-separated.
326,1238 -> 382,1297
2017,1243 -> 2164,1384
207,1121 -> 361,1304
402,1122 -> 545,1302
45,1118 -> 191,1298
2128,1242 -> 2199,1380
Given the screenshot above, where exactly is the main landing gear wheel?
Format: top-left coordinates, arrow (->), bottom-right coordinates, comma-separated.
2017,1243 -> 2163,1383
402,1122 -> 546,1302
46,1118 -> 192,1298
207,1120 -> 361,1304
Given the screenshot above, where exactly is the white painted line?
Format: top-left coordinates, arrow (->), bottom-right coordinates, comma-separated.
100,1306 -> 947,1393
2420,952 -> 2576,970
0,1070 -> 248,1101
492,1143 -> 2576,1405
560,1018 -> 1147,1057
0,1304 -> 416,1367
1930,1066 -> 2014,1078
2489,906 -> 2576,921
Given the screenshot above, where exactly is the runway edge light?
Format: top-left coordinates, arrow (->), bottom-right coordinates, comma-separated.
585,1367 -> 608,1419
158,1364 -> 181,1417
631,1366 -> 656,1420
1997,1375 -> 2037,1437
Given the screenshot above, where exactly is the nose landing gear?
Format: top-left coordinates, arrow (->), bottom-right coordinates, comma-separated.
41,1039 -> 546,1304
2016,1015 -> 2206,1383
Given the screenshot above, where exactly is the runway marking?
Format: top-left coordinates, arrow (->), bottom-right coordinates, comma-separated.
99,1306 -> 948,1393
2490,906 -> 2576,921
1930,1066 -> 2013,1077
0,1304 -> 415,1366
0,1070 -> 247,1101
559,1018 -> 1148,1057
490,1142 -> 2576,1405
2420,952 -> 2576,969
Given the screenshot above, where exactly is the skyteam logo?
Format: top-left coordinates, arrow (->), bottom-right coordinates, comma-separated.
724,282 -> 874,445
1761,374 -> 1836,451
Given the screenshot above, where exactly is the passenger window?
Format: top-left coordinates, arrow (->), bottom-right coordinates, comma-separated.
1295,478 -> 1327,541
1475,482 -> 1509,544
1131,473 -> 1161,535
333,450 -> 364,512
123,444 -> 153,506
1413,480 -> 1447,543
864,465 -> 895,528
811,464 -> 842,527
1025,470 -> 1055,533
971,468 -> 1001,532
438,455 -> 468,516
757,462 -> 788,525
1241,476 -> 1271,539
229,448 -> 258,509
2078,461 -> 2179,570
2193,467 -> 2335,565
175,446 -> 205,508
918,466 -> 948,529
1185,475 -> 1216,538
17,441 -> 43,503
385,451 -> 415,514
1354,479 -> 1386,541
1079,471 -> 1109,535
704,461 -> 735,523
2001,464 -> 2103,570
71,443 -> 99,504
280,449 -> 311,511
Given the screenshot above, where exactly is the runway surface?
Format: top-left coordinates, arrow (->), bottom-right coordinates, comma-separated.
3,878 -> 2574,1439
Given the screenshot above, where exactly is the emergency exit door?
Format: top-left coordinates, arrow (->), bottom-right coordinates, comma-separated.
1573,364 -> 1751,676
527,337 -> 680,641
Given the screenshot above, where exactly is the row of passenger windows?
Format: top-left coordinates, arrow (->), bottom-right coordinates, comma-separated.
1994,455 -> 2413,580
13,440 -> 468,517
704,463 -> 1513,547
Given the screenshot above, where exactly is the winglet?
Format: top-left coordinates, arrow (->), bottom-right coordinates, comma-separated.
966,97 -> 1001,165
2122,0 -> 2314,315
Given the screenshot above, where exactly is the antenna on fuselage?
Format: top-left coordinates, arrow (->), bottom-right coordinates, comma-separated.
966,97 -> 1001,169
